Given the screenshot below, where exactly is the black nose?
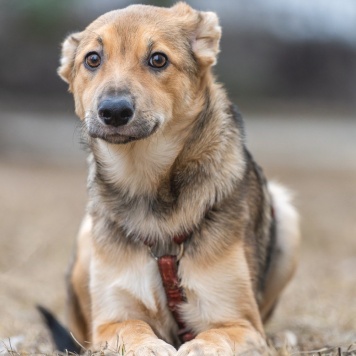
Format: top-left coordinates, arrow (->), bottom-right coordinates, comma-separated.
98,97 -> 134,127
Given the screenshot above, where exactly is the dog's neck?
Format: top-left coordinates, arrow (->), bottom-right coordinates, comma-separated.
92,119 -> 189,197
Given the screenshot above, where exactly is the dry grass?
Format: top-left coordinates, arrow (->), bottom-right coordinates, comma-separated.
1,339 -> 356,356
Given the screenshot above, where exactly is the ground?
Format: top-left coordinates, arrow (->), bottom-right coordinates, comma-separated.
0,109 -> 355,354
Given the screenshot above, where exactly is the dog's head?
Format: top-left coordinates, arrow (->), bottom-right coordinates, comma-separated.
58,2 -> 221,144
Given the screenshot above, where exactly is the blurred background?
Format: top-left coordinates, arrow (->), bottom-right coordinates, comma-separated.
0,0 -> 355,354
1,0 -> 356,111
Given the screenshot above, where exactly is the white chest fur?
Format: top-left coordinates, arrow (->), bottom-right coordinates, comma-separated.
96,136 -> 182,196
94,136 -> 199,241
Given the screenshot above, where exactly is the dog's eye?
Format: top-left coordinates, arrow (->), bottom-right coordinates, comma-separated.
85,52 -> 101,69
149,53 -> 168,69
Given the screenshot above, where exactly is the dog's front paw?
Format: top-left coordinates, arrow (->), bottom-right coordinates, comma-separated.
127,339 -> 176,356
178,339 -> 271,356
176,339 -> 267,356
176,339 -> 232,356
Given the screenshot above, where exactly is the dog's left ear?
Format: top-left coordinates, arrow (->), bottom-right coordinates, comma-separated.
193,11 -> 221,67
173,2 -> 221,67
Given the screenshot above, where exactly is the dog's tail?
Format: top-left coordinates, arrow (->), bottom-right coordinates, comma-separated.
37,305 -> 81,354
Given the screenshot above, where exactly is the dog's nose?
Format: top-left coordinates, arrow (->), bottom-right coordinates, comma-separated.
98,98 -> 134,127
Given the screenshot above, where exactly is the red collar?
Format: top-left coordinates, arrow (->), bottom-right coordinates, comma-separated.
145,234 -> 195,344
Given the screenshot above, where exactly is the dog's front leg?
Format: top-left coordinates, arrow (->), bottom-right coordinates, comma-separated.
176,321 -> 267,356
94,320 -> 176,355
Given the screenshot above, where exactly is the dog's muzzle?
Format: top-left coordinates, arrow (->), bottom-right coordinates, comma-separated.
87,95 -> 160,144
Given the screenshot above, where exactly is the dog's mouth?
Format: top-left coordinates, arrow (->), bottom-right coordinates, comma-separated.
86,117 -> 160,144
89,131 -> 139,144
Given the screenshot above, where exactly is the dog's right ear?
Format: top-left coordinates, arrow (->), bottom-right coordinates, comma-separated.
58,32 -> 82,86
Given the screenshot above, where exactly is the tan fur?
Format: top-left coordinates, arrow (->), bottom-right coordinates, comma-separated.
67,215 -> 92,344
59,2 -> 300,355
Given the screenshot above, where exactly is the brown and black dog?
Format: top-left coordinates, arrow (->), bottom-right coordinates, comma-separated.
55,2 -> 300,355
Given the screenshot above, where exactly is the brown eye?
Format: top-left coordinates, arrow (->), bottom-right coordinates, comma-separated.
149,53 -> 168,69
85,52 -> 101,69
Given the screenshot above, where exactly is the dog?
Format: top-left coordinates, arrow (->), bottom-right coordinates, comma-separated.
55,2 -> 300,355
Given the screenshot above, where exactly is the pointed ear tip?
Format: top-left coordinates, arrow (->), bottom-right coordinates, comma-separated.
60,31 -> 82,54
204,11 -> 220,26
206,11 -> 219,18
69,33 -> 82,43
171,1 -> 194,13
172,1 -> 190,7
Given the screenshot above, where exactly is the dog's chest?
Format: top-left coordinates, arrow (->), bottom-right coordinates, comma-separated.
95,139 -> 186,240
91,241 -> 251,339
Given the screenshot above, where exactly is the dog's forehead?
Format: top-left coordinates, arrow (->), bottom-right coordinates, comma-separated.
84,5 -> 186,46
75,5 -> 197,74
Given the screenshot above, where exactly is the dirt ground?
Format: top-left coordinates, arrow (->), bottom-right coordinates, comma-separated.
0,110 -> 355,354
